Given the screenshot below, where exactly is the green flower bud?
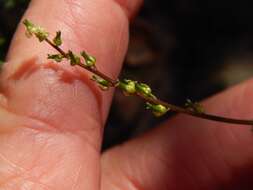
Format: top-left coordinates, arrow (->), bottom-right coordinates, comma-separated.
136,82 -> 152,96
23,19 -> 49,42
118,79 -> 136,95
47,54 -> 64,62
91,75 -> 110,91
185,99 -> 205,114
23,19 -> 35,38
81,51 -> 96,67
53,31 -> 62,46
67,51 -> 81,66
146,102 -> 169,117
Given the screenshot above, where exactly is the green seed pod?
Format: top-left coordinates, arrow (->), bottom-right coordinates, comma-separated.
81,51 -> 96,67
23,19 -> 35,38
67,51 -> 81,66
47,54 -> 64,62
185,99 -> 205,114
91,75 -> 110,91
146,102 -> 169,117
118,79 -> 136,95
136,82 -> 152,96
53,31 -> 62,46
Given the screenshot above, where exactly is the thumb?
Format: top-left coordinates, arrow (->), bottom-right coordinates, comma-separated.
0,0 -> 142,189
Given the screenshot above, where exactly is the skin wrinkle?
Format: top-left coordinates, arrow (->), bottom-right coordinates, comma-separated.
1,169 -> 52,190
215,127 -> 242,170
61,0 -> 112,71
105,168 -> 141,190
0,131 -> 52,188
34,152 -> 64,183
0,145 -> 51,190
212,128 -> 236,185
0,173 -> 20,189
189,139 -> 218,189
150,149 -> 188,189
209,127 -> 232,181
70,164 -> 83,190
14,131 -> 89,189
169,130 -> 202,190
191,126 -> 222,186
64,0 -> 90,32
196,145 -> 220,188
0,156 -> 25,188
0,103 -> 60,133
37,150 -> 88,189
116,151 -> 144,190
0,152 -> 26,174
16,178 -> 52,190
61,0 -> 89,49
121,172 -> 144,190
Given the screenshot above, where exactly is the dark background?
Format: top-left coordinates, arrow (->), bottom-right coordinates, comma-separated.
1,0 -> 253,149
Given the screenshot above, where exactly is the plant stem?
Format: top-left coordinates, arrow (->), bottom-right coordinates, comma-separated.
45,38 -> 118,86
44,38 -> 253,126
137,93 -> 253,125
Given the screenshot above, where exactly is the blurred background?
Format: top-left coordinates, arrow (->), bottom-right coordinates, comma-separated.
1,0 -> 253,150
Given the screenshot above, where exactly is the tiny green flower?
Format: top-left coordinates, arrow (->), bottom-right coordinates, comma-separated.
48,54 -> 64,62
118,79 -> 136,95
67,51 -> 81,66
136,82 -> 152,96
81,51 -> 96,67
23,19 -> 49,42
91,75 -> 110,90
185,99 -> 205,114
53,31 -> 62,46
146,102 -> 169,117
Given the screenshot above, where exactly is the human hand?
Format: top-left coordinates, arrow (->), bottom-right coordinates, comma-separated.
0,0 -> 253,189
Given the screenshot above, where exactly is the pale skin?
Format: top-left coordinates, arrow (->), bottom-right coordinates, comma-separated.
0,0 -> 253,189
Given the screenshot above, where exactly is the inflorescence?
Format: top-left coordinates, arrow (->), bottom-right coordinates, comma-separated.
23,19 -> 253,126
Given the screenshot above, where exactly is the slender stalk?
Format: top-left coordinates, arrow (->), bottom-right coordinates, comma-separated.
45,38 -> 117,86
44,37 -> 253,126
136,93 -> 253,125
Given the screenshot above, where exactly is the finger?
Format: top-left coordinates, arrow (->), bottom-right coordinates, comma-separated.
0,0 -> 142,189
102,79 -> 253,190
